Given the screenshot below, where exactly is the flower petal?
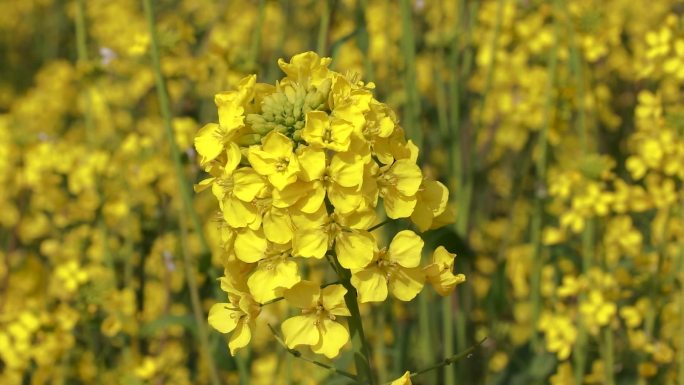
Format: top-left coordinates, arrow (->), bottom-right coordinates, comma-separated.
284,280 -> 320,309
351,267 -> 388,303
335,231 -> 375,269
320,284 -> 350,316
282,314 -> 320,348
388,230 -> 423,268
208,303 -> 239,334
389,267 -> 425,301
311,318 -> 349,358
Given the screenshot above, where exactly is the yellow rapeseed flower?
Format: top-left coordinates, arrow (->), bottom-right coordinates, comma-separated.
281,281 -> 351,358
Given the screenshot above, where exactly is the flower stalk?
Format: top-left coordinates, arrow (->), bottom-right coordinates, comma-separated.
143,2 -> 221,385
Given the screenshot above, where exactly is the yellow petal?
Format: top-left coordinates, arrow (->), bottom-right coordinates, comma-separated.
224,142 -> 242,174
262,131 -> 294,158
327,118 -> 354,151
338,208 -> 377,230
389,230 -> 423,268
298,146 -> 326,181
302,111 -> 329,147
335,231 -> 375,269
264,208 -> 293,244
311,318 -> 349,358
383,192 -> 417,219
194,176 -> 215,193
278,51 -> 331,86
217,104 -> 244,134
410,199 -> 433,232
208,303 -> 238,333
320,284 -> 350,316
228,321 -> 252,355
273,180 -> 306,208
194,123 -> 223,164
297,183 -> 326,213
329,153 -> 363,187
390,160 -> 422,195
430,272 -> 466,297
247,148 -> 277,175
268,156 -> 300,190
282,315 -> 320,348
284,280 -> 320,309
422,180 -> 449,215
432,246 -> 455,267
328,184 -> 362,213
293,228 -> 329,259
351,267 -> 388,303
389,267 -> 425,301
390,371 -> 412,385
233,168 -> 267,202
248,258 -> 300,303
234,228 -> 267,263
222,197 -> 256,228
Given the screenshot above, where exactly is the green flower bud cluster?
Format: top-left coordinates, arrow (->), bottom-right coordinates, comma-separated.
246,79 -> 332,141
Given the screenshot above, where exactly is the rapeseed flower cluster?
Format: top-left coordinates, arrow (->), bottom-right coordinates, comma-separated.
197,51 -> 464,358
4,0 -> 684,384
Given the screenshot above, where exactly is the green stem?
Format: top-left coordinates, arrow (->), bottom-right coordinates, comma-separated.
143,2 -> 221,385
602,326 -> 615,385
399,0 -> 422,150
454,0 -> 480,238
346,285 -> 375,384
566,3 -> 592,381
369,219 -> 392,232
335,259 -> 375,384
74,0 -> 94,141
678,187 -> 684,385
574,218 -> 595,385
178,213 -> 222,385
316,0 -> 331,56
384,337 -> 486,384
247,0 -> 266,70
75,0 -> 88,63
268,324 -> 358,380
442,0 -> 476,378
417,292 -> 436,383
357,0 -> 373,80
530,4 -> 559,350
142,0 -> 213,271
442,296 -> 455,385
374,308 -> 388,384
447,0 -> 464,201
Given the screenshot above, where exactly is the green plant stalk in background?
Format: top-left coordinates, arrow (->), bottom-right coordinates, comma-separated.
247,0 -> 266,71
142,1 -> 221,385
317,0 -> 331,56
565,8 -> 593,382
75,0 -> 94,140
574,218 -> 594,385
530,2 -> 559,350
679,187 -> 684,385
450,1 -> 482,382
399,0 -> 422,151
333,258 -> 376,385
142,0 -> 213,269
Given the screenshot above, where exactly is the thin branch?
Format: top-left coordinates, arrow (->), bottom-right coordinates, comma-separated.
267,324 -> 358,381
382,337 -> 487,384
142,0 -> 213,272
142,2 -> 221,385
368,219 -> 391,232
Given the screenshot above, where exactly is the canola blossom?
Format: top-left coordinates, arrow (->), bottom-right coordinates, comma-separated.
197,51 -> 464,358
3,1 -> 684,384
